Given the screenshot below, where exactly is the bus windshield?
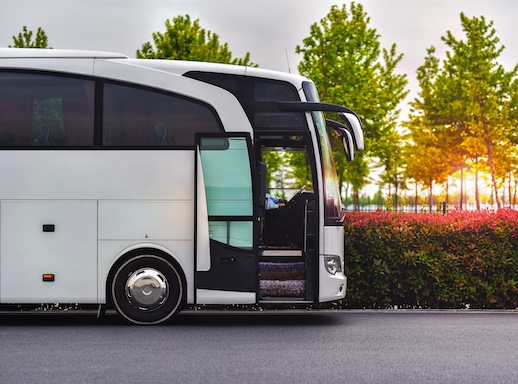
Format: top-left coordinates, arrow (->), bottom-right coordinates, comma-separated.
313,111 -> 342,221
303,82 -> 342,222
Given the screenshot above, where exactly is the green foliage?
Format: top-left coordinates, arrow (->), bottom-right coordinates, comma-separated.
10,26 -> 50,48
342,209 -> 518,309
287,149 -> 313,189
296,3 -> 408,199
262,146 -> 313,198
136,15 -> 256,66
408,14 -> 518,209
262,151 -> 283,188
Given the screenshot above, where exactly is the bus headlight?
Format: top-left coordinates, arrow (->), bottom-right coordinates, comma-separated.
324,255 -> 342,275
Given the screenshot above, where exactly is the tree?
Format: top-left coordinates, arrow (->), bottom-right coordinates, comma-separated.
404,113 -> 455,212
379,128 -> 407,211
136,15 -> 256,66
296,3 -> 408,203
442,13 -> 517,209
409,14 -> 517,210
406,46 -> 467,210
10,26 -> 50,48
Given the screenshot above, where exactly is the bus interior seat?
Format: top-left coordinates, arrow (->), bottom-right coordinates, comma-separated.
149,122 -> 175,146
103,123 -> 124,145
36,122 -> 53,145
36,122 -> 66,145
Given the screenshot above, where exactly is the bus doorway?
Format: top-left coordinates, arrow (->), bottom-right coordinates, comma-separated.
258,134 -> 318,302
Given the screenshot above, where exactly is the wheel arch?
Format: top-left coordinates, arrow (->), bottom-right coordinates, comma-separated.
105,244 -> 187,309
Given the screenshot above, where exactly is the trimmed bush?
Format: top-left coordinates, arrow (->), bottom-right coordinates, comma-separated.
342,209 -> 518,309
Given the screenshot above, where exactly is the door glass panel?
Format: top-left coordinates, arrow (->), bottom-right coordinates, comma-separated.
209,221 -> 253,248
200,137 -> 253,216
200,136 -> 254,250
229,221 -> 253,248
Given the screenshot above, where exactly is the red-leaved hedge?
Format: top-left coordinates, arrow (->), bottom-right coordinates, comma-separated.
342,209 -> 518,309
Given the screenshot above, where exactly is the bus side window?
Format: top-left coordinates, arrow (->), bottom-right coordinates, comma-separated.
0,73 -> 39,145
0,131 -> 14,145
102,83 -> 222,147
0,72 -> 94,146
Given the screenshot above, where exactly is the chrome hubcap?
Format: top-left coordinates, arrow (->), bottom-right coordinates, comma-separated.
125,268 -> 169,311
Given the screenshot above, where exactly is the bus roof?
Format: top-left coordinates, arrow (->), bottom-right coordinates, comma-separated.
0,48 -> 308,85
0,48 -> 128,59
127,59 -> 309,85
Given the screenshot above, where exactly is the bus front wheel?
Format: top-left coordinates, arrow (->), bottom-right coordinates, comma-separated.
111,254 -> 184,325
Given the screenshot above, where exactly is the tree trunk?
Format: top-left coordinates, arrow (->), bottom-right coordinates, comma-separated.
415,183 -> 418,213
445,179 -> 449,205
482,121 -> 500,209
428,180 -> 433,213
394,180 -> 399,213
475,156 -> 480,211
354,190 -> 360,211
513,176 -> 517,206
459,168 -> 464,211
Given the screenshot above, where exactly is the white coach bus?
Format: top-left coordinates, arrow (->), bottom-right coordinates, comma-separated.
0,48 -> 364,324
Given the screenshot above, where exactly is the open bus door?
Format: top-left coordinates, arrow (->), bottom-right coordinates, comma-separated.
195,134 -> 258,304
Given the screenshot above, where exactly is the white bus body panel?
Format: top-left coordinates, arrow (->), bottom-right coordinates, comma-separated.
98,201 -> 193,240
97,202 -> 196,304
195,150 -> 211,272
0,150 -> 193,200
319,226 -> 346,302
1,200 -> 98,303
0,150 -> 197,304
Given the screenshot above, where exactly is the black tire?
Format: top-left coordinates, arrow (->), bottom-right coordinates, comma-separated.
111,254 -> 184,325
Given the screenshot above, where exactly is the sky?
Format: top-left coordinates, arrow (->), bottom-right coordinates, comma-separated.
1,0 -> 517,120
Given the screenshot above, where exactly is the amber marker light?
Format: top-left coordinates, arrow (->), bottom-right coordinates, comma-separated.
42,274 -> 55,282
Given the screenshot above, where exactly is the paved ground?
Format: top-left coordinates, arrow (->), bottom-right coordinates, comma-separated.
0,310 -> 517,383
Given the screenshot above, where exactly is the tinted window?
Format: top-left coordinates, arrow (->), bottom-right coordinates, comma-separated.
303,81 -> 342,223
199,136 -> 253,249
103,83 -> 222,146
0,72 -> 94,146
185,72 -> 306,131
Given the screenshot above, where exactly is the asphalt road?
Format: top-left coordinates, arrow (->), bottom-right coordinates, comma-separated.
0,310 -> 517,383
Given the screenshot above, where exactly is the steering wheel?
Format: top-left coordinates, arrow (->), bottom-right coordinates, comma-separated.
286,186 -> 306,207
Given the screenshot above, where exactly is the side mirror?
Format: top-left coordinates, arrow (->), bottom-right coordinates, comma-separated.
338,112 -> 364,151
341,128 -> 354,161
325,119 -> 354,161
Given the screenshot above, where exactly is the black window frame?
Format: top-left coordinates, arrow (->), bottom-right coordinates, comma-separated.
184,71 -> 307,132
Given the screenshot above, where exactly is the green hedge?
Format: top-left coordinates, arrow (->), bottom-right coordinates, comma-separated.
342,209 -> 518,309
